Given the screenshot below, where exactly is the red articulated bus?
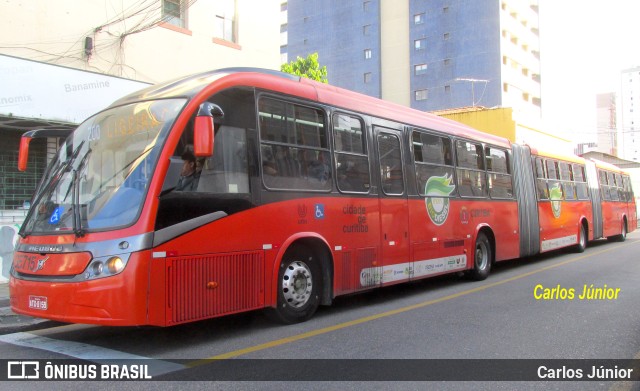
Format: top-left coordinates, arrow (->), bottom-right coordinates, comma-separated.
10,68 -> 636,326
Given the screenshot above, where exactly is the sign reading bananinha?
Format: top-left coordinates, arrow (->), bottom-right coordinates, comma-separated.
425,174 -> 456,226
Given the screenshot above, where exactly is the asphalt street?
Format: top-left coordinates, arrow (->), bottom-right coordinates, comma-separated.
2,232 -> 640,390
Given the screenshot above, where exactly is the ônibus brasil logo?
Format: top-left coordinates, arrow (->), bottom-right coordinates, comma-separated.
425,174 -> 456,226
549,182 -> 563,218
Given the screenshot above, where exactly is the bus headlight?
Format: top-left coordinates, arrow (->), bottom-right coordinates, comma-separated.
91,261 -> 104,276
107,257 -> 125,274
83,254 -> 130,280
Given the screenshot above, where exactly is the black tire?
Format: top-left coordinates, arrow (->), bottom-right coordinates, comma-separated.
267,245 -> 322,324
575,224 -> 587,253
612,221 -> 627,242
468,232 -> 492,281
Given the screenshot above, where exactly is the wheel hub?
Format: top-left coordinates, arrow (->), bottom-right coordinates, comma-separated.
476,242 -> 488,270
282,261 -> 313,308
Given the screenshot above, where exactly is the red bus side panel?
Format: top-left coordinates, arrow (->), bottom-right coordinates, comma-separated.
165,251 -> 264,325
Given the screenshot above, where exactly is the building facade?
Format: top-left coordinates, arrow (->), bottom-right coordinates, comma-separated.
1,0 -> 281,83
283,0 -> 542,121
596,92 -> 618,156
620,67 -> 640,162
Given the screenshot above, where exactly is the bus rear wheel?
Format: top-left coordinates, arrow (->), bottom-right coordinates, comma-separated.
575,224 -> 587,253
619,222 -> 628,242
610,221 -> 627,242
268,245 -> 322,324
467,232 -> 492,281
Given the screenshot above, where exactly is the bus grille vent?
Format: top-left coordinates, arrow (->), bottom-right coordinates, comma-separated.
166,251 -> 264,325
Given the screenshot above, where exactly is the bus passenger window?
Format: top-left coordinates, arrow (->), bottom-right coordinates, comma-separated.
559,162 -> 575,200
615,173 -> 624,201
259,97 -> 330,191
455,140 -> 486,198
608,172 -> 619,201
534,157 -> 549,200
485,147 -> 512,199
333,113 -> 370,193
574,164 -> 589,200
545,160 -> 563,200
599,170 -> 611,201
623,175 -> 634,202
412,130 -> 455,197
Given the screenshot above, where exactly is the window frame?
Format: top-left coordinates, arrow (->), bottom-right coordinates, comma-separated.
573,164 -> 589,200
411,129 -> 456,198
558,161 -> 575,200
332,112 -> 371,194
484,146 -> 513,199
454,139 -> 487,198
258,95 -> 331,192
415,89 -> 428,101
377,131 -> 405,196
213,0 -> 237,43
534,157 -> 549,200
162,0 -> 188,28
414,64 -> 428,75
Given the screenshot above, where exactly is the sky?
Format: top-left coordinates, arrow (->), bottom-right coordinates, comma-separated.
538,0 -> 640,143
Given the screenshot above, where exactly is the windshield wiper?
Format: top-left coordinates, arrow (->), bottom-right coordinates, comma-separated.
72,148 -> 92,238
71,169 -> 84,238
19,141 -> 85,238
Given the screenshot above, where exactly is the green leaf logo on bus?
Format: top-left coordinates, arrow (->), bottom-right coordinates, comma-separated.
425,174 -> 456,226
549,183 -> 563,218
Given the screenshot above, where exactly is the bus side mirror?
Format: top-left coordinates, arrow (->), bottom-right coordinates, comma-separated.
17,128 -> 74,171
194,102 -> 224,157
18,135 -> 33,171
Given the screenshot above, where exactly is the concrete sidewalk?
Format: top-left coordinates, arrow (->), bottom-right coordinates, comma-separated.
0,282 -> 50,333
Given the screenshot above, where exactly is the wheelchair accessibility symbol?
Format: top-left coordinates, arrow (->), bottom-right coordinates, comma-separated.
314,204 -> 325,219
49,206 -> 63,225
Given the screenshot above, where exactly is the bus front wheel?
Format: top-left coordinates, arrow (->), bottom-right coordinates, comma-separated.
268,245 -> 322,324
467,232 -> 492,281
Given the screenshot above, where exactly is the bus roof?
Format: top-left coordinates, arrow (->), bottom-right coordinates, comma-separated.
529,145 -> 630,174
588,158 -> 630,174
529,146 -> 587,165
110,68 -> 512,149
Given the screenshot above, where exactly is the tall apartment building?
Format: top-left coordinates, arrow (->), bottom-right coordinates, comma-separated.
620,67 -> 640,162
596,92 -> 618,156
282,0 -> 542,120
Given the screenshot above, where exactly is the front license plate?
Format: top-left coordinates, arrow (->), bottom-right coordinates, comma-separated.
28,295 -> 48,310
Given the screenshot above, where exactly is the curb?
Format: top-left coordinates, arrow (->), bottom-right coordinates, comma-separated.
0,305 -> 55,334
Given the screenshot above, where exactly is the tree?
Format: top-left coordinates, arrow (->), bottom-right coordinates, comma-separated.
281,52 -> 328,83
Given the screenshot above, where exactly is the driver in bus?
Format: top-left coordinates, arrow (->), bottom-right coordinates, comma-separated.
176,151 -> 199,191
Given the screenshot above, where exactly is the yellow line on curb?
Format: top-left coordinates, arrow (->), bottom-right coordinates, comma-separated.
188,240 -> 639,367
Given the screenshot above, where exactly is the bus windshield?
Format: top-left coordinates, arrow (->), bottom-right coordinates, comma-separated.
21,98 -> 186,236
